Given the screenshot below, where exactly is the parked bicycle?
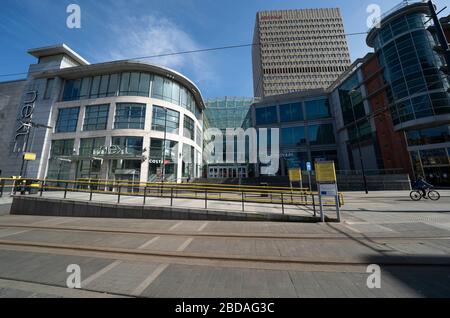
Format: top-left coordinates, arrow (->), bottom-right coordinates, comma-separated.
410,188 -> 440,201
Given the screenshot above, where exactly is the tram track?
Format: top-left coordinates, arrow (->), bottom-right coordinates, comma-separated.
0,236 -> 449,268
0,222 -> 449,241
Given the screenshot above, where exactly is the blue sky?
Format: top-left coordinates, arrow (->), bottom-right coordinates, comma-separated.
1,0 -> 448,99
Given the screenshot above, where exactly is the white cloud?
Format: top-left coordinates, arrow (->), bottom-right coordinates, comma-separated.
106,15 -> 215,85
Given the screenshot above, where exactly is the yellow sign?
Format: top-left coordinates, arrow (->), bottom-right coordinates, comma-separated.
288,168 -> 302,182
23,153 -> 37,161
315,161 -> 337,183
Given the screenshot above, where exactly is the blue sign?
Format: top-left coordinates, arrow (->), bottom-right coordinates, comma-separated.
306,162 -> 312,171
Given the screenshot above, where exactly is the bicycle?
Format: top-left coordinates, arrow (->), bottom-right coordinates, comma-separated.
410,188 -> 441,201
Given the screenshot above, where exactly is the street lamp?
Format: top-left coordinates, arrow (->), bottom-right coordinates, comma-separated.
348,89 -> 369,194
19,121 -> 53,178
160,108 -> 168,184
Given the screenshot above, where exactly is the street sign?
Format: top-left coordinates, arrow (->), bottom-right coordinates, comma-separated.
319,183 -> 337,196
288,168 -> 302,182
315,161 -> 337,183
306,162 -> 312,171
23,152 -> 36,161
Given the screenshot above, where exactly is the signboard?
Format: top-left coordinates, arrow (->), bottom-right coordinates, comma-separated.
288,168 -> 302,182
315,161 -> 337,183
319,183 -> 337,196
306,162 -> 312,172
23,152 -> 36,161
14,91 -> 38,153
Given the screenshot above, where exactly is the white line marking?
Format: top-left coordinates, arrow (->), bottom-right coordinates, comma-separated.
81,260 -> 122,288
169,221 -> 183,231
0,229 -> 30,239
131,264 -> 169,296
177,238 -> 194,252
138,236 -> 161,249
197,222 -> 208,232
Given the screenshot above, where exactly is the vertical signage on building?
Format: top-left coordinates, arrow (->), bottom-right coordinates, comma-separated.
14,91 -> 38,153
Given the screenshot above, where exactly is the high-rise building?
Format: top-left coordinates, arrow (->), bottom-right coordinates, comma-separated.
252,8 -> 351,97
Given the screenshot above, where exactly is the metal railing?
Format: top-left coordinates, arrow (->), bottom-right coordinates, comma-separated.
0,177 -> 344,216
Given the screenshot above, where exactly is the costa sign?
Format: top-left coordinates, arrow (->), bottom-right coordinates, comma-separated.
14,91 -> 38,152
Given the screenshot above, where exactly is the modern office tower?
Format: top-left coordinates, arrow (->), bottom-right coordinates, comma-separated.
252,8 -> 351,97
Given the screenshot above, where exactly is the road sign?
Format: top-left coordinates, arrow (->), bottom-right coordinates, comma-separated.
315,161 -> 337,183
288,168 -> 302,182
319,183 -> 337,196
306,162 -> 312,171
23,153 -> 36,161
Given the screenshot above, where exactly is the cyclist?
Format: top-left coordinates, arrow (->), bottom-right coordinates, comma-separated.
412,176 -> 433,199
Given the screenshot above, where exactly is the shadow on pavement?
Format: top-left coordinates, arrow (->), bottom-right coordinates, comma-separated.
365,255 -> 450,298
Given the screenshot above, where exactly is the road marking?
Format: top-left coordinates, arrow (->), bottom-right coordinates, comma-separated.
169,221 -> 183,231
0,229 -> 30,239
81,260 -> 122,288
131,263 -> 169,296
0,278 -> 123,298
177,238 -> 194,252
32,217 -> 76,226
138,236 -> 161,249
197,222 -> 208,232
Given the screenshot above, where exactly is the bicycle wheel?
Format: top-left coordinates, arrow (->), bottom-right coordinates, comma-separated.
428,190 -> 440,201
410,191 -> 422,201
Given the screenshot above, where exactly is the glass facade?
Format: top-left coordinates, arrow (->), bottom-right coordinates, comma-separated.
407,125 -> 450,146
255,106 -> 277,125
62,72 -> 202,118
79,137 -> 106,156
374,12 -> 450,127
55,107 -> 80,133
151,106 -> 180,134
204,97 -> 255,130
148,139 -> 179,182
183,115 -> 195,141
305,99 -> 331,120
308,124 -> 336,145
111,137 -> 143,156
83,104 -> 109,131
281,126 -> 306,147
279,102 -> 303,122
114,103 -> 146,130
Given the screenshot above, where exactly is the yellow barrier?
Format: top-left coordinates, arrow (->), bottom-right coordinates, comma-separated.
0,177 -> 344,208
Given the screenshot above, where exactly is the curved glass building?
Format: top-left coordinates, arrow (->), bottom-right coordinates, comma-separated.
365,1 -> 450,184
367,1 -> 450,131
6,44 -> 204,184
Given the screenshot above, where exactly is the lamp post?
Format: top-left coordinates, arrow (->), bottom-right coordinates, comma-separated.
160,108 -> 168,184
19,122 -> 53,178
348,89 -> 369,194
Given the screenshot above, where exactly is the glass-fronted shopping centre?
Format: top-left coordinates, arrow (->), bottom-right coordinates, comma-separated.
1,44 -> 204,184
252,90 -> 338,176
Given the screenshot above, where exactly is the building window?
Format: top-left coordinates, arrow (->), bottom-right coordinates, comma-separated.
407,125 -> 450,146
152,106 -> 180,134
255,106 -> 277,125
305,99 -> 331,120
79,137 -> 106,156
51,139 -> 74,157
183,115 -> 195,140
114,103 -> 146,129
148,139 -> 179,182
83,104 -> 109,131
182,143 -> 194,178
308,124 -> 335,145
279,102 -> 303,122
281,126 -> 306,147
111,137 -> 143,156
119,72 -> 151,97
55,107 -> 80,133
420,148 -> 450,166
44,78 -> 55,100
